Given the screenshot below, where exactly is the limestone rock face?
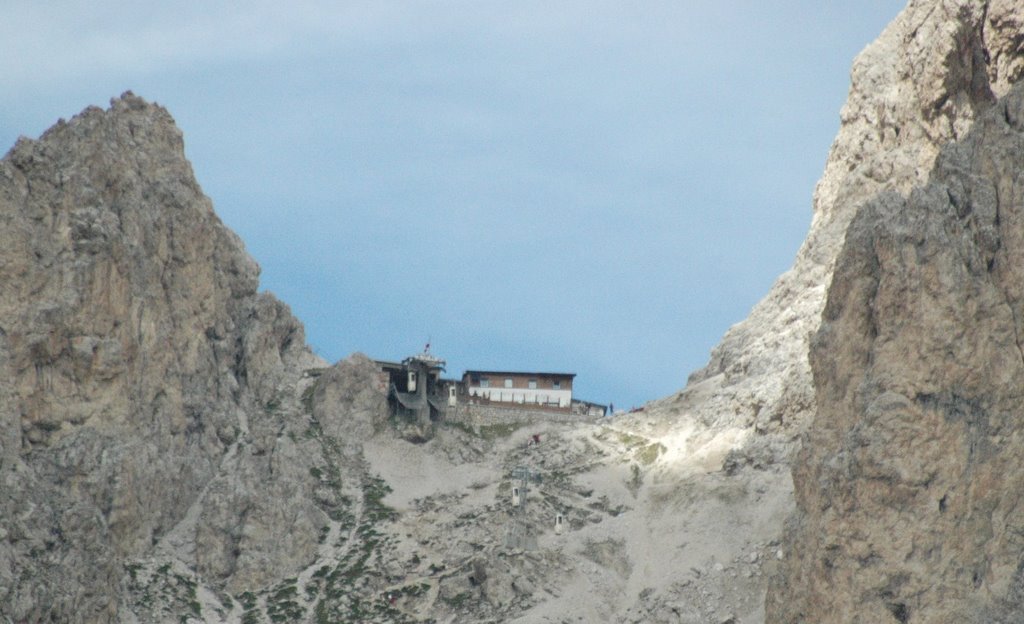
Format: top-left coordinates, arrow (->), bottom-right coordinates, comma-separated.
312,353 -> 389,443
0,92 -> 324,622
764,3 -> 1024,623
648,2 -> 1024,621
676,0 -> 1024,463
8,2 -> 1024,621
769,81 -> 1024,624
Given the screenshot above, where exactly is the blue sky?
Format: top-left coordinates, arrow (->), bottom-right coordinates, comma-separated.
1,1 -> 906,408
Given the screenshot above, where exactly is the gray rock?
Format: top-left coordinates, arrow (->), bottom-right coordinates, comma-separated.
0,92 -> 328,621
768,4 -> 1024,621
4,2 -> 1022,622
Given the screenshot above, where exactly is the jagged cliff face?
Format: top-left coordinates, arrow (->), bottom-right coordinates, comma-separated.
765,1 -> 1024,622
7,3 -> 1024,622
0,93 -> 327,621
769,82 -> 1024,623
631,5 -> 1024,616
5,92 -> 715,624
676,0 -> 1024,462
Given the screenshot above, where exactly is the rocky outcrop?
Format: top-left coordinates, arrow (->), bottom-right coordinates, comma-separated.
765,3 -> 1024,623
8,3 -> 1024,621
672,0 -> 1024,466
634,2 -> 1024,621
0,92 -> 323,622
312,353 -> 389,443
769,80 -> 1024,624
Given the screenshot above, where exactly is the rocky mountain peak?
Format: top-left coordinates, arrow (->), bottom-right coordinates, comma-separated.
2,90 -> 266,448
673,0 -> 1024,472
0,90 -> 321,621
5,2 -> 1024,622
761,1 -> 1024,621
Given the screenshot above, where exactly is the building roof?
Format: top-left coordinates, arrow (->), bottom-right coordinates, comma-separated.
462,370 -> 576,378
376,354 -> 446,371
404,353 -> 446,370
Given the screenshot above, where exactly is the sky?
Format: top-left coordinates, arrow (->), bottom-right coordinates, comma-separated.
1,1 -> 907,409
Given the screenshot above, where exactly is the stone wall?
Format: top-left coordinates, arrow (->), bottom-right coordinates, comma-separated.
443,402 -> 600,427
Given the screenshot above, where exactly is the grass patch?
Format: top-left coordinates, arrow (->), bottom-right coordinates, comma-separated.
308,473 -> 415,623
265,582 -> 303,622
125,562 -> 141,583
443,591 -> 473,609
397,582 -> 431,597
442,420 -> 476,436
478,422 -> 523,440
305,415 -> 355,523
627,463 -> 643,495
302,381 -> 318,416
363,476 -> 398,523
237,592 -> 257,610
443,420 -> 524,440
615,431 -> 647,447
636,442 -> 666,466
271,585 -> 297,602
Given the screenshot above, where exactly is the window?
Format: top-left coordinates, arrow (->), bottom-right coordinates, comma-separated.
528,379 -> 537,389
552,380 -> 561,390
480,378 -> 490,388
504,378 -> 513,388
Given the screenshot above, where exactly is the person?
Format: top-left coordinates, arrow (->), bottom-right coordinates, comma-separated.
609,403 -> 614,415
532,433 -> 541,445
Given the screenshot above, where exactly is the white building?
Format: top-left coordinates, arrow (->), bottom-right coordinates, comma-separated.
461,370 -> 575,409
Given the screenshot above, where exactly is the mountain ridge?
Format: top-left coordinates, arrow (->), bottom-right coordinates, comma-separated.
4,2 -> 1024,621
